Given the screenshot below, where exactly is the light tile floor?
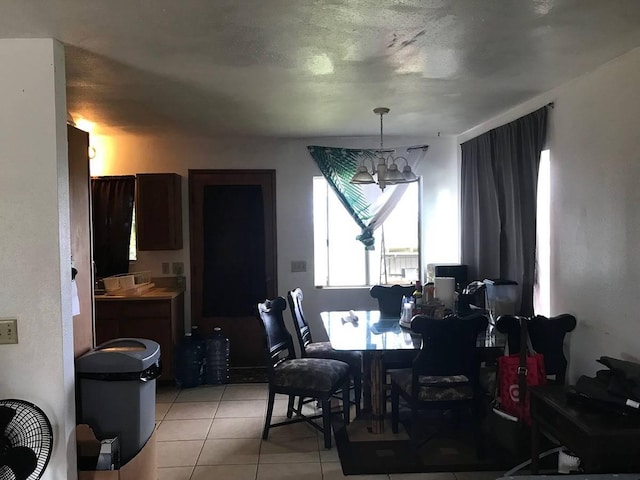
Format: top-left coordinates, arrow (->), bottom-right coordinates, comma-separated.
155,383 -> 504,480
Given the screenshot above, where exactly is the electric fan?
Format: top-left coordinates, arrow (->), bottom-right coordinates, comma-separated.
0,399 -> 53,480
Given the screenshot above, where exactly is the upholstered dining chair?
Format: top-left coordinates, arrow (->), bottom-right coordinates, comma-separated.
287,287 -> 362,416
257,296 -> 351,449
369,284 -> 417,410
390,313 -> 488,456
369,284 -> 415,317
496,313 -> 577,385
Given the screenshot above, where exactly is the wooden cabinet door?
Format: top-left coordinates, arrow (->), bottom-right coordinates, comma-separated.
68,124 -> 94,357
189,170 -> 277,371
136,173 -> 183,250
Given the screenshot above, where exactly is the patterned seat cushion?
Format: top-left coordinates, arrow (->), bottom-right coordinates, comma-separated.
272,358 -> 350,393
305,342 -> 362,370
390,369 -> 474,401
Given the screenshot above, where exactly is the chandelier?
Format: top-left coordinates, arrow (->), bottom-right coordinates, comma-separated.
350,107 -> 419,191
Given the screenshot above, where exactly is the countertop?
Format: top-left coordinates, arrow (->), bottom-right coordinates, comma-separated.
94,287 -> 184,301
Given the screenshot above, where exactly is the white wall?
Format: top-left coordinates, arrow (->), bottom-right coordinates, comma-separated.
92,134 -> 458,342
459,46 -> 640,382
0,39 -> 76,480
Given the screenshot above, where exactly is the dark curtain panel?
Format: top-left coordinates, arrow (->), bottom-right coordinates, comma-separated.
202,185 -> 266,317
91,176 -> 135,279
461,106 -> 548,315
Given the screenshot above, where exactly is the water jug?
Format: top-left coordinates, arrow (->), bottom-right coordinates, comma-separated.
174,328 -> 206,388
205,327 -> 230,385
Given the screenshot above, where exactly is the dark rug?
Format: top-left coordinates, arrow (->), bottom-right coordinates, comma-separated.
228,367 -> 268,384
332,408 -> 556,476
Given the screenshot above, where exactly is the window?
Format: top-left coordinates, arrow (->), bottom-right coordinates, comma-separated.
534,150 -> 550,316
129,208 -> 137,262
313,177 -> 420,287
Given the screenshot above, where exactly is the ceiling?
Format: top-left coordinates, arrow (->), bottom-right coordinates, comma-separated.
2,0 -> 640,138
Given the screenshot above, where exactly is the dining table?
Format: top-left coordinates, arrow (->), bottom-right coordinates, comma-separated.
320,309 -> 506,434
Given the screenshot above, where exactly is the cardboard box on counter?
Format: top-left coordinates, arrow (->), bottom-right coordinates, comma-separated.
77,424 -> 156,480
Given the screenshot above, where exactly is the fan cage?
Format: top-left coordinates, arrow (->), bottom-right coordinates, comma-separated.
0,399 -> 53,480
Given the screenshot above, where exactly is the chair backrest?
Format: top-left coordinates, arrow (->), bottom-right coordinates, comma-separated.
496,313 -> 577,384
410,313 -> 489,386
370,284 -> 414,317
286,288 -> 312,353
257,297 -> 296,375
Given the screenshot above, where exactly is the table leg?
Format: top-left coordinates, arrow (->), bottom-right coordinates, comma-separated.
369,351 -> 385,434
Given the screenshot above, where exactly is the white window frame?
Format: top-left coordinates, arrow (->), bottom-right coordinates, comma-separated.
313,177 -> 421,287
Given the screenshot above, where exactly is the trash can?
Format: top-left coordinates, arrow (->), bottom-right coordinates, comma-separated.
76,338 -> 161,465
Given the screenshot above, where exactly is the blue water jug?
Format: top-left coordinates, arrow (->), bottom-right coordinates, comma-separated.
174,328 -> 206,388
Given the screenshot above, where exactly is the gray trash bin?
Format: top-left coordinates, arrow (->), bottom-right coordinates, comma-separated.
76,338 -> 161,465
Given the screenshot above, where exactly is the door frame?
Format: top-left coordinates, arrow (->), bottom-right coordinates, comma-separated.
188,169 -> 277,368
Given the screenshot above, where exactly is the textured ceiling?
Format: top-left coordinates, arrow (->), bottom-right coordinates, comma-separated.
2,0 -> 640,138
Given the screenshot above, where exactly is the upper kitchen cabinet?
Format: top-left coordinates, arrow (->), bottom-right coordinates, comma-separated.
136,173 -> 183,250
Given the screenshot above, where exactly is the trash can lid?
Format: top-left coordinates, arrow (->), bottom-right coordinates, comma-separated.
76,338 -> 160,374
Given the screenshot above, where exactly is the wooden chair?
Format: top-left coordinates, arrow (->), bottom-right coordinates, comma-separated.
287,288 -> 362,416
368,284 -> 417,410
369,284 -> 414,317
257,296 -> 351,449
496,313 -> 577,384
390,313 -> 488,457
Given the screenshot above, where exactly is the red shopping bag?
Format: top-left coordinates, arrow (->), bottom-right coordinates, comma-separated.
498,350 -> 546,424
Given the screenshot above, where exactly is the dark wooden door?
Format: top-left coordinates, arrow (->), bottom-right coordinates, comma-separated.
189,170 -> 277,371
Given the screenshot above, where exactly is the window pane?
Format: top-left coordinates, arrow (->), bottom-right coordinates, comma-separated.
313,177 -> 419,287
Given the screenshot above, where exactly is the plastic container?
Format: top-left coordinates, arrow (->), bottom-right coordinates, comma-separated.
205,327 -> 230,385
76,338 -> 161,464
174,329 -> 206,388
484,279 -> 518,323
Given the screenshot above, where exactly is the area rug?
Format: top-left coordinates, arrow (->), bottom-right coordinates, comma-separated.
228,367 -> 268,383
332,410 -> 543,476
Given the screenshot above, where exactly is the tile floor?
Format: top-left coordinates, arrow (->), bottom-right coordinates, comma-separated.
155,383 -> 504,480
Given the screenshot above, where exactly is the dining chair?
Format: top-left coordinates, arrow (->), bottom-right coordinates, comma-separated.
287,288 -> 362,416
369,284 -> 415,317
496,313 -> 577,385
369,284 -> 417,410
390,312 -> 488,457
257,296 -> 351,449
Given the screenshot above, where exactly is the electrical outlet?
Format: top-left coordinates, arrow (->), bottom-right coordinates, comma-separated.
172,262 -> 184,275
291,260 -> 307,273
161,262 -> 170,274
0,319 -> 18,344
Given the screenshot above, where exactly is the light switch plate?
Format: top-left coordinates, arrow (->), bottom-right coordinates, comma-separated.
291,260 -> 307,273
0,318 -> 18,344
172,262 -> 184,275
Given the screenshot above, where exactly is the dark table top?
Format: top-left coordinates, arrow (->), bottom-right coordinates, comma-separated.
320,310 -> 506,353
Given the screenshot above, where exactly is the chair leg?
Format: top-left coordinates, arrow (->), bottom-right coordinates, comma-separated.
263,390 -> 276,440
342,381 -> 350,425
391,384 -> 400,433
473,401 -> 486,460
321,399 -> 332,449
287,395 -> 296,418
353,372 -> 362,417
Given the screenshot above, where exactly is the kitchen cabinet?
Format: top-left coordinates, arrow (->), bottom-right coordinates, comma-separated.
136,173 -> 183,250
94,290 -> 185,381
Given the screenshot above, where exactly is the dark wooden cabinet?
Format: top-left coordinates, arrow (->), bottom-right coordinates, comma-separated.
94,292 -> 185,381
136,173 -> 183,250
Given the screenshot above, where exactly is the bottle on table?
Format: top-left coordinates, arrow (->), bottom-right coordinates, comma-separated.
412,280 -> 423,315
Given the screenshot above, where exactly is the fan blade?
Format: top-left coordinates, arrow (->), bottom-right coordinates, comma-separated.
2,446 -> 38,480
0,406 -> 16,433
